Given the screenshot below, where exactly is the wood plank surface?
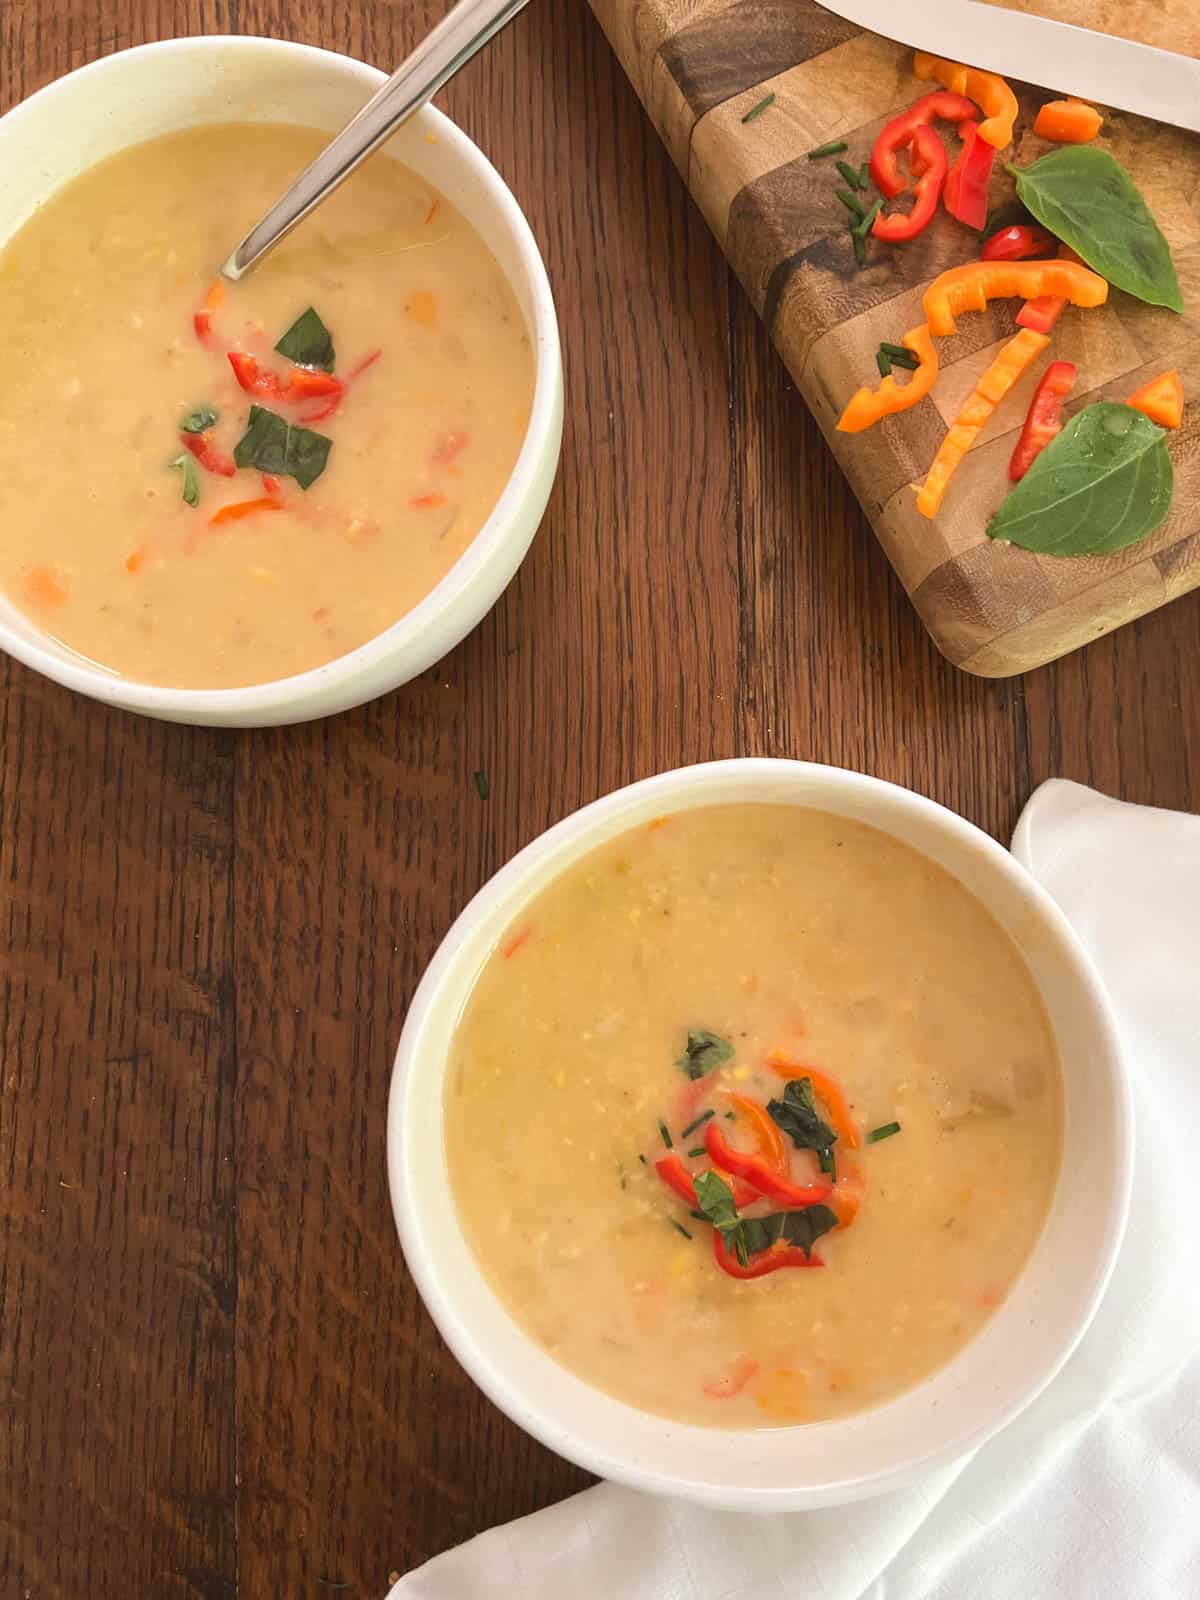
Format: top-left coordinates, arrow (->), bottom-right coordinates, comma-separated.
0,1 -> 1197,1597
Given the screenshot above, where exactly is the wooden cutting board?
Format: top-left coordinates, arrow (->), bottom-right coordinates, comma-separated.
587,0 -> 1200,674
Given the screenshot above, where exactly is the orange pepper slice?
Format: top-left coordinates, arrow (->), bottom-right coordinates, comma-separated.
914,52 -> 1018,149
836,324 -> 939,433
1127,369 -> 1184,430
726,1092 -> 787,1172
768,1053 -> 861,1149
923,259 -> 1107,337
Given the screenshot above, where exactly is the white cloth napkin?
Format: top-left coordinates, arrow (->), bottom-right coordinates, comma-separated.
391,781 -> 1200,1600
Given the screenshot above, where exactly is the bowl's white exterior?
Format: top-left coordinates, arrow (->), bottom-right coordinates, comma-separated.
388,760 -> 1132,1510
0,37 -> 562,725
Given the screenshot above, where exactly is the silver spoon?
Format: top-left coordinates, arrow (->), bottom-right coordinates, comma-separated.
221,0 -> 533,281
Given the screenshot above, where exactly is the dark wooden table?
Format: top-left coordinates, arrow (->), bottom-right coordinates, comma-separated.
3,2 -> 1198,1596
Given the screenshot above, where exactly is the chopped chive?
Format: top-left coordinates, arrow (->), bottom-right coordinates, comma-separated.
472,769 -> 489,800
741,92 -> 775,124
854,197 -> 883,237
836,189 -> 865,220
889,351 -> 920,371
669,1218 -> 694,1240
658,1119 -> 673,1149
807,138 -> 848,160
879,341 -> 911,359
876,350 -> 892,378
858,162 -> 870,189
618,1162 -> 627,1190
687,1145 -> 707,1158
836,159 -> 866,192
638,1152 -> 647,1165
679,1108 -> 715,1139
867,1120 -> 902,1143
852,229 -> 867,267
724,1110 -> 735,1120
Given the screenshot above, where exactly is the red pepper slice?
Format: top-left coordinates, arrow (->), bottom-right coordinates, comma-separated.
1009,359 -> 1077,480
1015,296 -> 1066,334
228,351 -> 286,402
869,90 -> 978,199
179,430 -> 236,477
943,119 -> 995,231
653,1151 -> 758,1211
704,1121 -> 832,1209
286,367 -> 343,400
982,223 -> 1058,262
873,125 -> 947,243
711,1229 -> 824,1279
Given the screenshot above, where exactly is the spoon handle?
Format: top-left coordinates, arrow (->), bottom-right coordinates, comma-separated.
221,0 -> 533,281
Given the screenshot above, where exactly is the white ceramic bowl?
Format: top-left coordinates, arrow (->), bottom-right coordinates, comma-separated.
388,759 -> 1132,1510
0,37 -> 562,725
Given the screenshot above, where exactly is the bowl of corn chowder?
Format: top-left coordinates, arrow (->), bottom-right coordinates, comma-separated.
0,36 -> 561,724
388,760 -> 1131,1509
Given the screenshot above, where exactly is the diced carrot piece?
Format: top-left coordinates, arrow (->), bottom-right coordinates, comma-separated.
1034,98 -> 1103,144
405,290 -> 437,326
124,547 -> 146,574
1126,369 -> 1184,430
433,429 -> 468,465
502,928 -> 531,959
703,1356 -> 758,1399
410,492 -> 448,509
25,566 -> 67,607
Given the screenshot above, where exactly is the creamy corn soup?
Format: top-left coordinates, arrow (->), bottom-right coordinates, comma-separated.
0,124 -> 535,687
446,805 -> 1063,1427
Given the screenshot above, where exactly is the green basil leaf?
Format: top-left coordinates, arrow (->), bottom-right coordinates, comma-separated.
767,1077 -> 838,1168
675,1029 -> 734,1080
1009,148 -> 1183,312
739,1205 -> 838,1260
692,1169 -> 740,1237
169,453 -> 200,507
233,405 -> 332,491
987,402 -> 1173,557
274,307 -> 336,373
180,404 -> 219,434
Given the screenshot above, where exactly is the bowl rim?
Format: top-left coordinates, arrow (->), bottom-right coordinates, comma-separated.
387,758 -> 1133,1508
0,34 -> 561,716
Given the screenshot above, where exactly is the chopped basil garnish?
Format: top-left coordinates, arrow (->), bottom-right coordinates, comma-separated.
169,453 -> 200,507
180,405 -> 218,434
275,306 -> 336,372
692,1169 -> 836,1263
767,1077 -> 838,1173
686,1145 -> 707,1158
675,1029 -> 734,1080
867,1120 -> 901,1143
233,405 -> 332,491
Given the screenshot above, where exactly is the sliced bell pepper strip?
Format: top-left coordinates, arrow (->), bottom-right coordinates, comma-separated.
193,278 -> 224,347
712,1229 -> 824,1279
869,90 -> 977,199
1034,98 -> 1103,144
1127,369 -> 1184,430
179,430 -> 236,477
914,52 -> 1018,149
228,351 -> 285,401
767,1054 -> 861,1149
923,258 -> 1107,337
836,324 -> 938,433
727,1092 -> 787,1173
1009,359 -> 1077,480
982,224 -> 1058,262
704,1122 -> 832,1208
872,124 -> 946,242
702,1355 -> 759,1398
1014,246 -> 1080,334
943,120 -> 995,231
654,1152 -> 758,1211
208,497 -> 284,526
916,328 -> 1050,517
827,1160 -> 866,1230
